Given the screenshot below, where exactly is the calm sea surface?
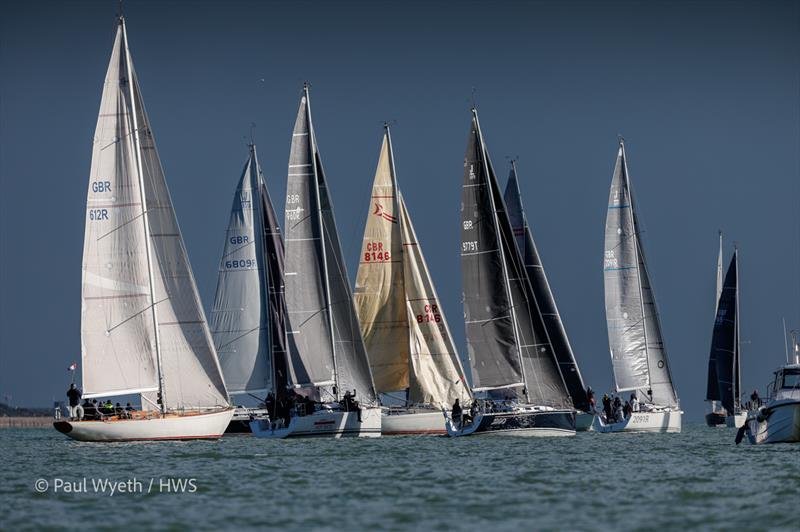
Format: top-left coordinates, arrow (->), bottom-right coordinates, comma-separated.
1,424 -> 797,530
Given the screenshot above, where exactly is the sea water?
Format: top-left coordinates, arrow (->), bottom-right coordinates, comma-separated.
1,424 -> 797,530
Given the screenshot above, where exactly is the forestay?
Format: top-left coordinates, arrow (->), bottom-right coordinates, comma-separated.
603,141 -> 677,407
82,19 -> 228,410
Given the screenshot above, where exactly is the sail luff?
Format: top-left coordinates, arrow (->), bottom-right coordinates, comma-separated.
121,17 -> 166,412
504,162 -> 589,411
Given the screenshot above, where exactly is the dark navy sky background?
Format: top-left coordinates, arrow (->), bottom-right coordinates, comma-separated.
1,0 -> 798,419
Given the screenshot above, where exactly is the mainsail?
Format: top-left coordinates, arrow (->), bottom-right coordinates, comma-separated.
710,251 -> 740,414
354,127 -> 471,407
706,232 -> 724,402
460,110 -> 570,407
81,18 -> 228,410
504,163 -> 589,411
603,140 -> 677,407
283,86 -> 376,405
210,145 -> 286,397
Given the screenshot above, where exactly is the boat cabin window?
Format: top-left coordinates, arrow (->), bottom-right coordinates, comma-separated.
781,369 -> 800,389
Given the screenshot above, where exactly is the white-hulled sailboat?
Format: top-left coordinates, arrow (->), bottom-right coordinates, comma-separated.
596,139 -> 682,433
54,17 -> 233,441
503,162 -> 594,431
210,145 -> 288,433
445,109 -> 576,437
354,126 -> 472,435
706,247 -> 747,428
249,85 -> 381,438
705,232 -> 727,427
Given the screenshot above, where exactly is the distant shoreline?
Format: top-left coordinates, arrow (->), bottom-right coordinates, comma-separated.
0,416 -> 52,428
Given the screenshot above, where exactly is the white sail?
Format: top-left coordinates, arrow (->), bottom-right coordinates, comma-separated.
210,147 -> 271,395
354,134 -> 409,392
81,19 -> 228,410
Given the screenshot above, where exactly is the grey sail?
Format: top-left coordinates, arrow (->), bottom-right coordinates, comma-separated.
603,141 -> 678,407
210,146 -> 272,396
461,110 -> 570,408
706,233 -> 723,402
712,251 -> 739,414
283,86 -> 376,405
504,163 -> 589,411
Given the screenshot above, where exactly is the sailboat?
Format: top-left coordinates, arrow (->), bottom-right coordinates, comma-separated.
249,85 -> 381,438
54,17 -> 233,441
706,247 -> 747,428
354,125 -> 472,435
210,144 -> 287,434
503,161 -> 593,431
596,139 -> 682,433
705,232 -> 727,427
445,109 -> 576,437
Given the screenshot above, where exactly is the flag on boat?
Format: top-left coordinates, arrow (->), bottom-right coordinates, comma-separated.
68,362 -> 77,371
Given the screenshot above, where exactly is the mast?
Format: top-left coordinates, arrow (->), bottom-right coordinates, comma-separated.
121,17 -> 166,414
716,231 -> 724,312
472,109 -> 530,402
734,248 -> 741,410
305,84 -> 339,400
620,140 -> 652,399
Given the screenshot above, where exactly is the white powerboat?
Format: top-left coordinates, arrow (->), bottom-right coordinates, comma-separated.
739,362 -> 800,444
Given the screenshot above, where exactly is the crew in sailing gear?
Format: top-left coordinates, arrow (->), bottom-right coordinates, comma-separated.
750,390 -> 761,407
587,387 -> 596,412
81,399 -> 98,420
451,399 -> 463,427
612,396 -> 623,422
602,394 -> 612,422
66,384 -> 82,420
265,392 -> 276,420
623,401 -> 632,419
630,394 -> 639,412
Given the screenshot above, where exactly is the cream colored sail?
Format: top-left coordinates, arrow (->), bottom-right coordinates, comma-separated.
354,134 -> 409,392
399,195 -> 472,407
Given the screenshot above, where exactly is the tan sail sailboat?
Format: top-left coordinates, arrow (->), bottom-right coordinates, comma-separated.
354,125 -> 471,435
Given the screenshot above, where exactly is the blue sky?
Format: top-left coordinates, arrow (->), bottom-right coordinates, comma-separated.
1,0 -> 798,420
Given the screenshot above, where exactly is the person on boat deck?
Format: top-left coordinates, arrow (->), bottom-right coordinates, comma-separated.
602,394 -> 612,422
630,393 -> 639,412
102,400 -> 114,415
81,399 -> 97,420
587,387 -> 595,412
647,388 -> 654,403
612,396 -> 623,422
66,384 -> 82,420
451,399 -> 463,425
623,400 -> 632,419
342,390 -> 361,422
265,392 -> 276,420
750,389 -> 761,407
469,399 -> 480,420
125,402 -> 134,412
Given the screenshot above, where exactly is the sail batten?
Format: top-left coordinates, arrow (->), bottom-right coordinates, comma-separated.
603,141 -> 677,407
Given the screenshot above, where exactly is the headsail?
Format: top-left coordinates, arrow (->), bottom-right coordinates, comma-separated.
504,163 -> 589,411
355,127 -> 471,407
283,86 -> 376,405
603,140 -> 677,407
460,110 -> 570,407
711,251 -> 739,414
210,146 -> 276,396
82,19 -> 228,410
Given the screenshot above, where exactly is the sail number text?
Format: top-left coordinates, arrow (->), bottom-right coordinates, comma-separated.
462,241 -> 478,252
224,259 -> 256,269
416,304 -> 442,324
604,250 -> 618,269
89,209 -> 109,220
91,181 -> 111,193
363,241 -> 390,262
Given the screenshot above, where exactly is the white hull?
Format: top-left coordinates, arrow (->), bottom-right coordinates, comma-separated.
250,406 -> 381,439
744,400 -> 800,444
592,409 -> 682,433
575,412 -> 595,432
725,412 -> 747,428
382,409 -> 445,435
53,408 -> 234,442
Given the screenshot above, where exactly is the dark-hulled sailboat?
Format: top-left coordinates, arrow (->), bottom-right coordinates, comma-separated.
210,145 -> 288,434
706,248 -> 746,428
503,161 -> 593,430
445,109 -> 575,437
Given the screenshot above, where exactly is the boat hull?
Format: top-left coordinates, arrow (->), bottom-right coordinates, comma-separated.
53,408 -> 234,442
224,407 -> 270,435
575,412 -> 595,432
725,412 -> 747,428
592,409 -> 682,433
445,409 -> 576,437
705,412 -> 726,427
250,406 -> 381,439
382,409 -> 445,436
744,400 -> 800,444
